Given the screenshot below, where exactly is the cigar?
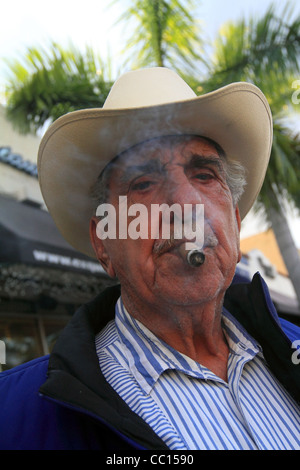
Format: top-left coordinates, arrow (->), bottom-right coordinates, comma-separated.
178,243 -> 205,267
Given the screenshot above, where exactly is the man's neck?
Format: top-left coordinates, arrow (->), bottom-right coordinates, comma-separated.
121,292 -> 230,381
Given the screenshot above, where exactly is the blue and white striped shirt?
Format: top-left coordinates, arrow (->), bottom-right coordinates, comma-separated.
95,298 -> 300,450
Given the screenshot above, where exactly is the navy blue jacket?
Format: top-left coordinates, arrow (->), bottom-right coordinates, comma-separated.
0,273 -> 299,450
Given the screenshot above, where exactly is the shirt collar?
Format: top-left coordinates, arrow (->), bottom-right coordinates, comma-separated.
115,297 -> 261,394
221,307 -> 262,357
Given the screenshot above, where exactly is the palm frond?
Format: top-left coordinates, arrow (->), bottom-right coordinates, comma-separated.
202,2 -> 300,93
5,42 -> 114,134
113,0 -> 204,72
256,123 -> 300,217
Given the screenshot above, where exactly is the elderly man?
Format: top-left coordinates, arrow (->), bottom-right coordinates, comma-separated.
0,68 -> 299,450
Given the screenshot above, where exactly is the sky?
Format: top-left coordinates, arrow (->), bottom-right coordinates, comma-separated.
1,0 -> 300,245
1,0 -> 300,92
1,0 -> 299,84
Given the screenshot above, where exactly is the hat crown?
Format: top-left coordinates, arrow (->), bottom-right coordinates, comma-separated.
103,67 -> 196,110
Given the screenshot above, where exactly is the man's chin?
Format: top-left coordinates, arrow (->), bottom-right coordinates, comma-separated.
153,272 -> 228,307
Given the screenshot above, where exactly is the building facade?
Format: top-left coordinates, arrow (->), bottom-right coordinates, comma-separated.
0,105 -> 115,371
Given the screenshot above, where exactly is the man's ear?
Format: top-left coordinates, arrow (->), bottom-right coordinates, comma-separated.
235,205 -> 241,232
235,206 -> 242,263
89,216 -> 116,278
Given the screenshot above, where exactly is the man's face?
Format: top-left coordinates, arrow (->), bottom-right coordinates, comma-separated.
91,135 -> 241,309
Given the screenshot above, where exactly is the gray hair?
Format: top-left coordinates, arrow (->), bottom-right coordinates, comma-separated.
225,160 -> 247,206
90,140 -> 247,209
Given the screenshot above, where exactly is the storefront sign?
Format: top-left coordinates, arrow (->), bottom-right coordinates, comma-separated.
32,249 -> 104,274
0,146 -> 38,177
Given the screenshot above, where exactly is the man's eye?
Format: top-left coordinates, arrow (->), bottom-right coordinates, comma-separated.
194,172 -> 214,181
131,180 -> 153,191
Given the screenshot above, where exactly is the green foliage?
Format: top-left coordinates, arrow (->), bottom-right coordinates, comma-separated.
4,1 -> 204,134
202,3 -> 300,97
199,2 -> 300,216
257,124 -> 300,214
5,42 -> 114,134
113,0 -> 204,72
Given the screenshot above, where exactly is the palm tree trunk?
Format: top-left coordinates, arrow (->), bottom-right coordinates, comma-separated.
152,0 -> 165,67
268,205 -> 300,311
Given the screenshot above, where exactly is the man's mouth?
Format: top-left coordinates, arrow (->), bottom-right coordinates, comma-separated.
153,233 -> 218,258
153,237 -> 187,256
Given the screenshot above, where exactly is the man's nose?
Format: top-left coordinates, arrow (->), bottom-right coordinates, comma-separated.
161,173 -> 204,238
163,172 -> 202,207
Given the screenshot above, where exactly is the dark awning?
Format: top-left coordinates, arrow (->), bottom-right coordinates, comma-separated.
0,195 -> 105,276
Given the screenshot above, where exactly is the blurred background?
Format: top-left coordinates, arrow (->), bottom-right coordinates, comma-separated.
1,0 -> 300,370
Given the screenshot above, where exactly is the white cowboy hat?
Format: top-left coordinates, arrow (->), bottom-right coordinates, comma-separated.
38,67 -> 272,259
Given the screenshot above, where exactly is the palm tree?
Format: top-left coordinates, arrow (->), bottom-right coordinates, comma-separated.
4,0 -> 204,134
200,3 -> 300,306
4,42 -> 114,134
113,0 -> 204,73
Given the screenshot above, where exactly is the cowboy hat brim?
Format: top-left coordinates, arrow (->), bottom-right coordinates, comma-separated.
38,81 -> 272,259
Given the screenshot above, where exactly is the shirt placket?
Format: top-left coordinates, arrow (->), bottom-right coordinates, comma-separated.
227,344 -> 261,449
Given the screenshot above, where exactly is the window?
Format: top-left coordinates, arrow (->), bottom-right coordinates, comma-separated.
0,313 -> 71,371
0,317 -> 43,371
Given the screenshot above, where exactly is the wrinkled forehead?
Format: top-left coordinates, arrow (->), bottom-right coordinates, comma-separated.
109,135 -> 223,171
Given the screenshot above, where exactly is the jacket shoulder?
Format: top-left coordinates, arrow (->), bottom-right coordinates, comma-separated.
1,354 -> 49,376
0,356 -> 51,449
0,354 -> 49,391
